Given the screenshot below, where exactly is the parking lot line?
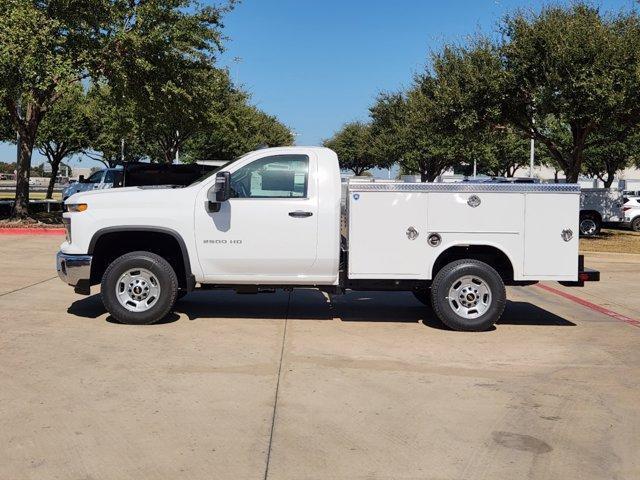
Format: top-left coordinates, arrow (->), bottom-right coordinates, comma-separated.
537,283 -> 640,328
0,276 -> 57,298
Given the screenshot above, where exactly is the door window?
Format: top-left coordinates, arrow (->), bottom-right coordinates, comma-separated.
230,155 -> 308,199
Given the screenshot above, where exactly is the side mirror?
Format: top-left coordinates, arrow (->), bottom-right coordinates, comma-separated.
79,175 -> 85,182
207,171 -> 230,212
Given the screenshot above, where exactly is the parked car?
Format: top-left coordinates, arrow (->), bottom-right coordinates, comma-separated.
579,188 -> 625,237
622,196 -> 640,231
63,169 -> 123,201
63,163 -> 217,201
56,146 -> 599,331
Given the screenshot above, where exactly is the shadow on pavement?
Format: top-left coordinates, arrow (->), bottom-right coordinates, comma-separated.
67,289 -> 575,329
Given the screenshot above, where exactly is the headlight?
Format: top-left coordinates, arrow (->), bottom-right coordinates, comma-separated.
67,203 -> 88,212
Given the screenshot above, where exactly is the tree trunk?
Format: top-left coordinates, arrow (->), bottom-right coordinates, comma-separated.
11,135 -> 35,218
603,171 -> 615,188
46,157 -> 62,199
564,163 -> 581,183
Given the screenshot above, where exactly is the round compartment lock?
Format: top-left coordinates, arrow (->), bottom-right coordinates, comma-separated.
467,195 -> 481,208
427,233 -> 442,247
561,228 -> 573,242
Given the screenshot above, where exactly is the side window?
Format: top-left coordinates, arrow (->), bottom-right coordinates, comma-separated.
229,155 -> 309,199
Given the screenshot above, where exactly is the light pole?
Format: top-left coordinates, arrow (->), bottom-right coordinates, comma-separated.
529,122 -> 535,178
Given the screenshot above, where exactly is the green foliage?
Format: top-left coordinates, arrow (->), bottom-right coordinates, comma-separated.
0,0 -> 234,216
581,126 -> 640,187
323,121 -> 390,176
36,85 -> 91,164
138,67 -> 237,163
369,83 -> 468,182
425,3 -> 640,182
475,128 -> 531,178
0,161 -> 16,174
186,98 -> 294,162
85,84 -> 146,167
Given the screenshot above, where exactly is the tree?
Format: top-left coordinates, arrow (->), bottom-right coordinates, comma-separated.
427,4 -> 640,183
36,86 -> 91,198
476,128 -> 530,178
581,127 -> 639,187
85,85 -> 146,167
370,85 -> 465,182
137,67 -> 237,163
0,0 -> 233,217
323,122 -> 388,176
186,97 -> 294,162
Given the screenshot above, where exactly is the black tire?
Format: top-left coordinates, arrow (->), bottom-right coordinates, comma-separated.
430,259 -> 506,331
101,251 -> 178,325
413,288 -> 432,307
579,213 -> 601,237
631,217 -> 640,232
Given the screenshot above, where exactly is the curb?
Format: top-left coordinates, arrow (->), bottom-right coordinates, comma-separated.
0,228 -> 65,235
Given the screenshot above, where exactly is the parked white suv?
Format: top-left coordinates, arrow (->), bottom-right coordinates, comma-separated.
56,146 -> 599,331
623,196 -> 640,231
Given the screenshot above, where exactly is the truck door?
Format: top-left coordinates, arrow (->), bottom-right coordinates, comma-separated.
194,153 -> 319,282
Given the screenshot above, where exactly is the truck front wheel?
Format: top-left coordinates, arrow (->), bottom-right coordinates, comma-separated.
101,251 -> 178,325
430,259 -> 506,331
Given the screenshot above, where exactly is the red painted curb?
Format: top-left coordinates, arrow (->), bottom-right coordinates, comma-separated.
0,228 -> 65,235
536,283 -> 640,328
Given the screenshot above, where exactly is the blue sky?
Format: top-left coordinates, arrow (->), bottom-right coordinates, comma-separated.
0,0 -> 636,167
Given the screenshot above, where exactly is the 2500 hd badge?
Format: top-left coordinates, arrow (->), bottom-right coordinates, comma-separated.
203,239 -> 242,245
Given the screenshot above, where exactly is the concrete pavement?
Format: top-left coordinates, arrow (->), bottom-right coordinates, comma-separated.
0,236 -> 639,479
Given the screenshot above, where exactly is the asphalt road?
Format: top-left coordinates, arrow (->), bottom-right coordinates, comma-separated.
1,235 -> 639,480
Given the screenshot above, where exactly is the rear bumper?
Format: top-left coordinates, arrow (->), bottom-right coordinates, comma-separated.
56,251 -> 92,294
559,255 -> 600,287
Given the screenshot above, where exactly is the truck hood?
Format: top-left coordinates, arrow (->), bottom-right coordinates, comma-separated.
67,185 -> 184,203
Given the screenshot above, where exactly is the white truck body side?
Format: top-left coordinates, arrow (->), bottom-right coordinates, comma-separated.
57,146 -> 597,330
346,183 -> 579,282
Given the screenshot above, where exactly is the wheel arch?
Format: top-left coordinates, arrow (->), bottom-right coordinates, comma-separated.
580,209 -> 602,223
430,243 -> 517,282
88,226 -> 194,290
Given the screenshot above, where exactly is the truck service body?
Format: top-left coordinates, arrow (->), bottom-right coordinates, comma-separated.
57,147 -> 599,331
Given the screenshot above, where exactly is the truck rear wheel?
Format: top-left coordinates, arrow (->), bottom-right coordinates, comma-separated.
430,259 -> 506,331
101,251 -> 178,325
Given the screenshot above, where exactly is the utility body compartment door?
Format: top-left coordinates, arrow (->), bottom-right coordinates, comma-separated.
523,193 -> 579,278
347,191 -> 429,278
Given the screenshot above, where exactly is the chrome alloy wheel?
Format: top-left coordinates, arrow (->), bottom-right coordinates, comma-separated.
115,268 -> 161,312
446,275 -> 492,319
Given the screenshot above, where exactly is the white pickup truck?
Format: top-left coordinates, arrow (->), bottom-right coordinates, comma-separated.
57,147 -> 599,331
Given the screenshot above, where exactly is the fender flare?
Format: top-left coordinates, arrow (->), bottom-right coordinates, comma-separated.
430,242 -> 518,280
88,226 -> 194,290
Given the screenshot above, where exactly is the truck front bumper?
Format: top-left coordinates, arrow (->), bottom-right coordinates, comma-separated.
56,251 -> 92,294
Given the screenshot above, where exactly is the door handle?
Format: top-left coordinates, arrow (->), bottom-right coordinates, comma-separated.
289,211 -> 313,218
